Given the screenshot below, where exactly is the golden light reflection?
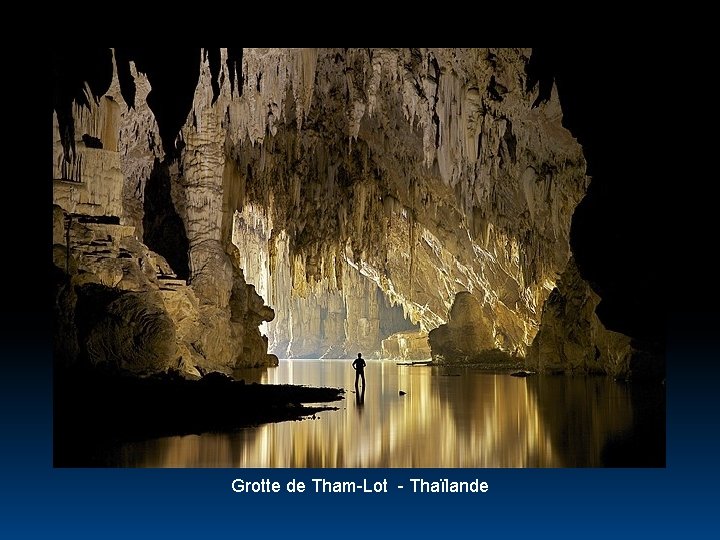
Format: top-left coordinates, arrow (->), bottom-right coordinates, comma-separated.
118,360 -> 633,467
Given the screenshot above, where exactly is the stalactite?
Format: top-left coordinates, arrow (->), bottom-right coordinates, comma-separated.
54,48 -> 590,372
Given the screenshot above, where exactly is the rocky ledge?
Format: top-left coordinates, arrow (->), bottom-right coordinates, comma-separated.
54,367 -> 344,467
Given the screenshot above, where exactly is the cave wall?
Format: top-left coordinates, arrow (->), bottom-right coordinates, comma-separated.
53,47 -> 597,374
52,49 -> 277,376
217,48 -> 587,356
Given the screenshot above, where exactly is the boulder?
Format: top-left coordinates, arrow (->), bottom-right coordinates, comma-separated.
428,292 -> 495,361
85,290 -> 177,375
525,257 -> 635,377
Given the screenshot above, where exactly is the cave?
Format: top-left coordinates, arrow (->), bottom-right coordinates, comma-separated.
52,48 -> 664,467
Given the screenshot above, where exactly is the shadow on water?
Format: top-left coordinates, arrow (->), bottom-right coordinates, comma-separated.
525,375 -> 665,467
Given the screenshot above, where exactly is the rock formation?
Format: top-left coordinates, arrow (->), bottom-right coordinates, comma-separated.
428,291 -> 494,361
52,53 -> 277,375
52,201 -> 277,376
55,47 -> 644,376
525,258 -> 634,377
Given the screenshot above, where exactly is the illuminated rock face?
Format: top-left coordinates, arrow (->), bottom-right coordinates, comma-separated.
53,48 -> 591,372
381,332 -> 431,361
232,206 -> 417,357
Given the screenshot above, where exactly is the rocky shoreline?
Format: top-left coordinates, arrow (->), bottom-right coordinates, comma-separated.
54,367 -> 344,467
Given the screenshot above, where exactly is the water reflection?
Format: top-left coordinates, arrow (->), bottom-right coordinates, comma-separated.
116,359 -> 643,467
355,385 -> 365,413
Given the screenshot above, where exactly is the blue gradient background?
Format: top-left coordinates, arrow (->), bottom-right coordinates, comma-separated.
0,310 -> 716,538
3,61 -> 712,538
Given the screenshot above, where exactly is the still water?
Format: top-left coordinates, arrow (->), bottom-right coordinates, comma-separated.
116,359 -> 664,467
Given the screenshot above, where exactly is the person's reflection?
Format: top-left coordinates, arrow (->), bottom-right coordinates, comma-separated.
355,385 -> 365,414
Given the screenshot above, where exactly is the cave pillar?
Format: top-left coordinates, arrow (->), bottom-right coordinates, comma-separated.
179,56 -> 275,368
181,102 -> 230,307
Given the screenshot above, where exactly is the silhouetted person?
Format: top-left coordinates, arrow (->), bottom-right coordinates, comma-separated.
352,352 -> 366,389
